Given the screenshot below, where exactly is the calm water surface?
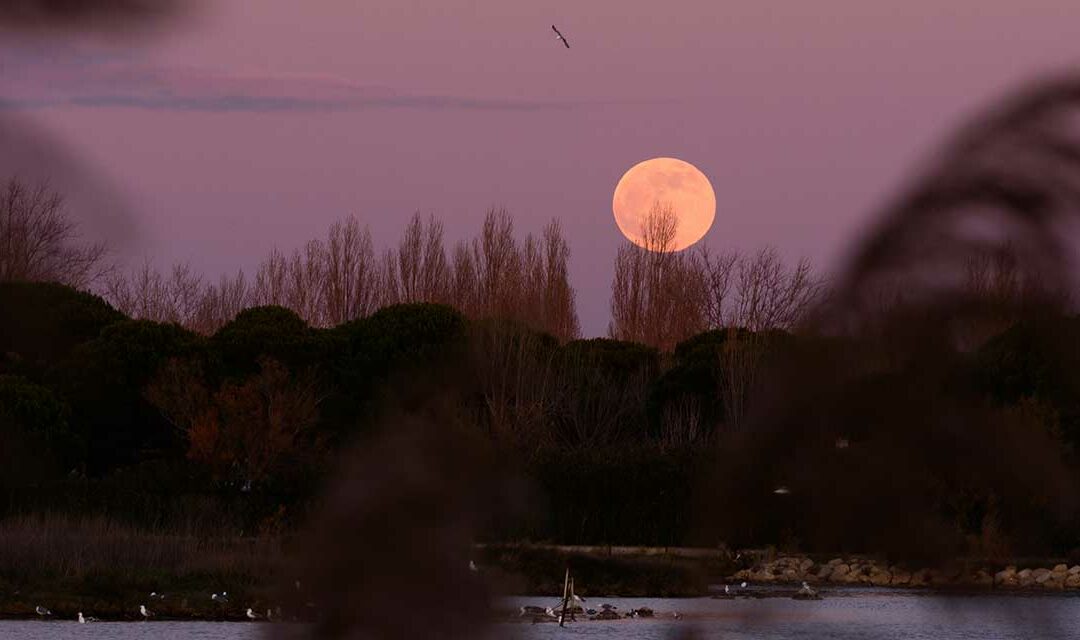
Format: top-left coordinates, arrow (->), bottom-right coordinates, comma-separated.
3,591 -> 1079,639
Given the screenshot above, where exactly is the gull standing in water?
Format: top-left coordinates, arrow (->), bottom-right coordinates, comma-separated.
77,612 -> 97,623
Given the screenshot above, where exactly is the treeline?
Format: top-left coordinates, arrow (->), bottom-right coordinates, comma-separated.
4,177 -> 1080,555
104,210 -> 580,342
0,279 -> 707,540
4,277 -> 1080,551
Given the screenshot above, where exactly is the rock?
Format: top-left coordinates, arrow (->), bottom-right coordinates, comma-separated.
829,565 -> 850,582
1018,569 -> 1034,587
1068,565 -> 1080,575
827,558 -> 843,567
890,571 -> 911,586
1034,568 -> 1052,584
799,558 -> 814,574
972,570 -> 993,587
1053,564 -> 1068,574
1065,574 -> 1080,588
994,568 -> 1017,586
816,565 -> 834,580
870,570 -> 892,587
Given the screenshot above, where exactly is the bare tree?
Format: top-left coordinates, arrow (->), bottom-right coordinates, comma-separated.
323,215 -> 379,325
469,322 -> 559,458
731,248 -> 821,332
392,212 -> 450,304
696,245 -> 739,330
253,247 -> 289,308
706,249 -> 823,431
102,259 -> 204,327
285,239 -> 327,327
100,210 -> 581,339
191,269 -> 250,334
450,241 -> 478,317
609,201 -> 706,351
538,220 -> 580,341
0,177 -> 108,288
471,208 -> 524,320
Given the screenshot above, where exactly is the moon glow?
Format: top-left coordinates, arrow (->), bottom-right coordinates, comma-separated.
612,157 -> 716,251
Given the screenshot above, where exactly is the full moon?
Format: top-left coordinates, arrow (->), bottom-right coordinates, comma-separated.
612,157 -> 716,251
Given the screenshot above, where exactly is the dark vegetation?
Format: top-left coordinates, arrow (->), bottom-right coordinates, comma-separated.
3,279 -> 1080,555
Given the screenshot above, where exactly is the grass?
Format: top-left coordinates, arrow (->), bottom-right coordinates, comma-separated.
0,514 -> 286,620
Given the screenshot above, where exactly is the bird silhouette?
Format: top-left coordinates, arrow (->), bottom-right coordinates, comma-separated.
551,25 -> 569,48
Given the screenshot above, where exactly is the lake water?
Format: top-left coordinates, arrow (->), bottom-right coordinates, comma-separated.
4,590 -> 1080,639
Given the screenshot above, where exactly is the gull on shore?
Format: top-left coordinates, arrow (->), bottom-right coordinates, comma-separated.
77,612 -> 97,623
139,605 -> 153,620
35,606 -> 51,617
212,592 -> 230,603
469,560 -> 479,573
246,608 -> 259,620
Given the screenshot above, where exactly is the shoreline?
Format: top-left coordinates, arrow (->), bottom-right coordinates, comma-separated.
3,587 -> 1079,623
4,545 -> 1078,623
475,544 -> 1080,595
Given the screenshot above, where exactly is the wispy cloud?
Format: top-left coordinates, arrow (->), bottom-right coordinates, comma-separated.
0,45 -> 572,113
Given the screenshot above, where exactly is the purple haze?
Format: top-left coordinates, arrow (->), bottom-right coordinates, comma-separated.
2,0 -> 1078,334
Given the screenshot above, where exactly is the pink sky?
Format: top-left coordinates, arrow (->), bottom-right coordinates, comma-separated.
2,1 -> 1079,334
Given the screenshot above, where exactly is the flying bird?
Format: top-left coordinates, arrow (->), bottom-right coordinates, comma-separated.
551,25 -> 569,48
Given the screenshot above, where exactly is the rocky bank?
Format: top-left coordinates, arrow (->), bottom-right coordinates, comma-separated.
731,556 -> 1080,590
